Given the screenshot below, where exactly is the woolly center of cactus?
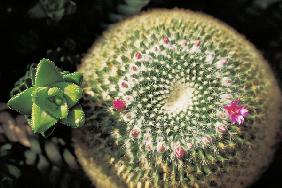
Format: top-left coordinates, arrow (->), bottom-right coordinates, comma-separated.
105,33 -> 239,156
163,84 -> 194,114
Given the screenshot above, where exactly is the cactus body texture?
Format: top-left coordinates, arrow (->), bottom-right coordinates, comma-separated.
73,9 -> 281,188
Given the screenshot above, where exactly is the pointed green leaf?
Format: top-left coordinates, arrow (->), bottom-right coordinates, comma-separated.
61,71 -> 70,75
41,126 -> 56,138
35,58 -> 63,87
52,82 -> 82,108
32,87 -> 68,119
61,104 -> 85,128
31,103 -> 58,134
62,72 -> 83,85
7,87 -> 34,114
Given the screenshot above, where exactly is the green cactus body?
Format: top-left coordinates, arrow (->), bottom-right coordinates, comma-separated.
73,9 -> 281,188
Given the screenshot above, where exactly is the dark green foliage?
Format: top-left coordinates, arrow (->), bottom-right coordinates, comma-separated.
28,0 -> 77,22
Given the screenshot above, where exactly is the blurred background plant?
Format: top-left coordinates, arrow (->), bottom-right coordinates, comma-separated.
0,103 -> 91,188
0,0 -> 281,187
28,0 -> 77,22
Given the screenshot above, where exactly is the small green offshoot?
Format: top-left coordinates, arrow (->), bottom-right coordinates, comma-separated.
7,58 -> 85,137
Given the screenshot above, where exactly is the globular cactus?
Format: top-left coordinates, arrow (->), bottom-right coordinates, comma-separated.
73,9 -> 281,188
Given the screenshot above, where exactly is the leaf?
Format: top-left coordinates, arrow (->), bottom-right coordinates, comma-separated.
61,104 -> 85,128
31,103 -> 58,134
7,87 -> 34,114
35,58 -> 63,87
125,0 -> 150,7
6,164 -> 21,178
52,82 -> 82,108
41,126 -> 56,138
32,87 -> 68,119
62,72 -> 83,86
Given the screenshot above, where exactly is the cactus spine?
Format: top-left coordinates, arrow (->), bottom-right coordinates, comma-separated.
73,9 -> 281,188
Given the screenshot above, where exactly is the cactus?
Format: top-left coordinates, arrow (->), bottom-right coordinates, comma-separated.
73,9 -> 281,188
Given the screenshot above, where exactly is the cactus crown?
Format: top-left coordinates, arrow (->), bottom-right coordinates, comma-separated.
75,9 -> 281,188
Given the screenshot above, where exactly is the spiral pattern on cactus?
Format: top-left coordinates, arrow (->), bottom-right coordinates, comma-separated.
73,9 -> 281,188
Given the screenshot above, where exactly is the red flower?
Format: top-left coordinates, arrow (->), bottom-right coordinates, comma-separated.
112,99 -> 126,111
224,99 -> 249,125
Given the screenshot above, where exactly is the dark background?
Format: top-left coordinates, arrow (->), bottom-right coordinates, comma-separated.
0,0 -> 282,187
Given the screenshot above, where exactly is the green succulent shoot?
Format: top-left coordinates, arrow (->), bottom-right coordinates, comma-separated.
7,58 -> 85,137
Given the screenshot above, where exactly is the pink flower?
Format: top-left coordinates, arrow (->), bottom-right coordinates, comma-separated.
129,64 -> 139,73
130,127 -> 141,138
124,95 -> 134,104
123,112 -> 134,122
142,54 -> 152,61
189,40 -> 201,53
112,99 -> 126,111
163,36 -> 169,44
224,99 -> 249,125
120,81 -> 128,88
175,146 -> 186,159
157,142 -> 166,153
145,141 -> 154,151
215,122 -> 228,133
143,132 -> 152,141
215,58 -> 228,69
202,136 -> 213,144
118,80 -> 130,92
179,39 -> 188,47
135,52 -> 142,60
187,142 -> 193,149
194,40 -> 201,47
154,46 -> 160,52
